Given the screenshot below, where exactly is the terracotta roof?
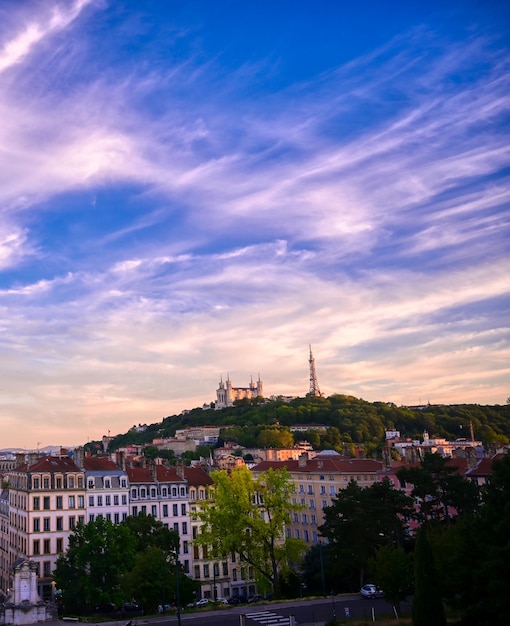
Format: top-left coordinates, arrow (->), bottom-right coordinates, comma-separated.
182,466 -> 213,487
83,457 -> 120,472
126,465 -> 186,484
251,457 -> 383,473
27,456 -> 81,472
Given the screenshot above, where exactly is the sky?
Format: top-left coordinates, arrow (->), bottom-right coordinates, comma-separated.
0,0 -> 509,449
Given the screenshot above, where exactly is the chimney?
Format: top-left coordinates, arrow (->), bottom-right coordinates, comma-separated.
149,461 -> 158,482
176,462 -> 185,479
73,447 -> 84,469
298,452 -> 308,468
15,453 -> 25,468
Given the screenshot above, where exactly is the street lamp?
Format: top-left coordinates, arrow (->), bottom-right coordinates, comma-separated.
175,550 -> 181,626
319,542 -> 326,598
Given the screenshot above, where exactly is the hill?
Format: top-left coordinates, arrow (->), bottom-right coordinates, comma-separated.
101,395 -> 510,455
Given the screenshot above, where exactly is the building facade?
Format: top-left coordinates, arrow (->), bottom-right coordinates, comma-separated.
216,376 -> 263,409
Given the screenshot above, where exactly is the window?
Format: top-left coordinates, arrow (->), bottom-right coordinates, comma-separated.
183,541 -> 189,554
151,505 -> 157,516
293,513 -> 299,522
78,515 -> 85,526
162,487 -> 168,497
33,540 -> 40,555
43,518 -> 50,532
183,560 -> 189,573
299,484 -> 305,493
320,486 -> 326,495
181,503 -> 186,516
56,538 -> 63,553
330,486 -> 336,496
43,477 -> 50,489
77,476 -> 84,488
122,495 -> 127,505
141,505 -> 147,514
309,499 -> 315,509
141,488 -> 146,498
294,529 -> 300,539
173,522 -> 179,532
131,489 -> 137,499
182,522 -> 188,534
322,499 -> 328,508
232,568 -> 237,581
69,516 -> 76,529
320,475 -> 325,481
313,531 -> 318,543
150,488 -> 156,498
193,546 -> 200,559
56,496 -> 63,510
33,518 -> 40,532
88,479 -> 95,489
223,562 -> 228,576
114,495 -> 119,505
163,505 -> 168,517
194,565 -> 200,579
173,504 -> 178,516
69,496 -> 75,508
56,517 -> 63,531
68,476 -> 75,488
33,497 -> 40,510
43,561 -> 51,577
97,496 -> 103,506
105,479 -> 111,489
105,495 -> 111,506
78,496 -> 84,508
203,564 -> 210,578
44,496 -> 50,510
114,513 -> 120,523
33,477 -> 40,489
302,513 -> 308,524
308,485 -> 314,494
311,514 -> 317,525
132,506 -> 138,516
89,514 -> 95,522
172,487 -> 177,497
56,477 -> 63,488
180,487 -> 185,496
43,539 -> 51,554
89,496 -> 94,507
106,513 -> 112,521
304,530 -> 309,542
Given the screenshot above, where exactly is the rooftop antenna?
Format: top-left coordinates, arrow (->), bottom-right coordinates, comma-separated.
307,344 -> 322,397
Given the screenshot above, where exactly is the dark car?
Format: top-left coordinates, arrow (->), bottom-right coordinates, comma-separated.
228,596 -> 245,605
248,594 -> 263,603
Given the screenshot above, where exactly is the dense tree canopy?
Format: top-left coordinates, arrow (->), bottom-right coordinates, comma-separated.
194,465 -> 305,598
319,478 -> 413,590
98,395 -> 510,457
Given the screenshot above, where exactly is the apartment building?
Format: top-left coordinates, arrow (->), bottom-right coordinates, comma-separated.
126,462 -> 191,574
82,456 -> 130,524
251,450 -> 384,546
185,465 -> 256,601
4,455 -> 86,598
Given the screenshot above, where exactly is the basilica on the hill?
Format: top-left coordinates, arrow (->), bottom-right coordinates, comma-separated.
215,375 -> 264,409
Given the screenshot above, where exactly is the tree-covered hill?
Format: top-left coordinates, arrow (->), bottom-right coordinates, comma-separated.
102,395 -> 510,454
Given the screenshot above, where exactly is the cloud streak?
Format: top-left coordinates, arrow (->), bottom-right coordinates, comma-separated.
0,1 -> 508,447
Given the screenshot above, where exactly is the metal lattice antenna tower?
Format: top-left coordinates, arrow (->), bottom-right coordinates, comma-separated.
307,344 -> 322,397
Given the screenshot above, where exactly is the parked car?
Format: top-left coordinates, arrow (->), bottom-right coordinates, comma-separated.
360,584 -> 384,599
228,596 -> 245,605
248,594 -> 263,603
215,597 -> 228,605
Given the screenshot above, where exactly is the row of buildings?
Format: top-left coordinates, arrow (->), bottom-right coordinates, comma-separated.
0,431 -> 498,605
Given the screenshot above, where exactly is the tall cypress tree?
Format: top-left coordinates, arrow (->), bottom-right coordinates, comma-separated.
412,526 -> 447,626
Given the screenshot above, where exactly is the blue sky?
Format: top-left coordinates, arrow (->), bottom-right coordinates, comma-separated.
0,0 -> 509,448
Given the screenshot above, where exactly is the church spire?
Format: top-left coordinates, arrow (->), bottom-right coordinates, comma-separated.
307,344 -> 322,397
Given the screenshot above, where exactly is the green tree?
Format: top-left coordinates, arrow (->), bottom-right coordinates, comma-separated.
369,544 -> 413,615
194,465 -> 305,598
412,526 -> 446,626
53,517 -> 137,614
122,512 -> 179,554
454,453 -> 510,625
257,428 -> 294,448
398,453 -> 480,525
319,478 -> 413,589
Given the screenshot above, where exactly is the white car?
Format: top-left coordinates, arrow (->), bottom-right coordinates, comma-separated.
215,597 -> 228,604
360,584 -> 384,599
